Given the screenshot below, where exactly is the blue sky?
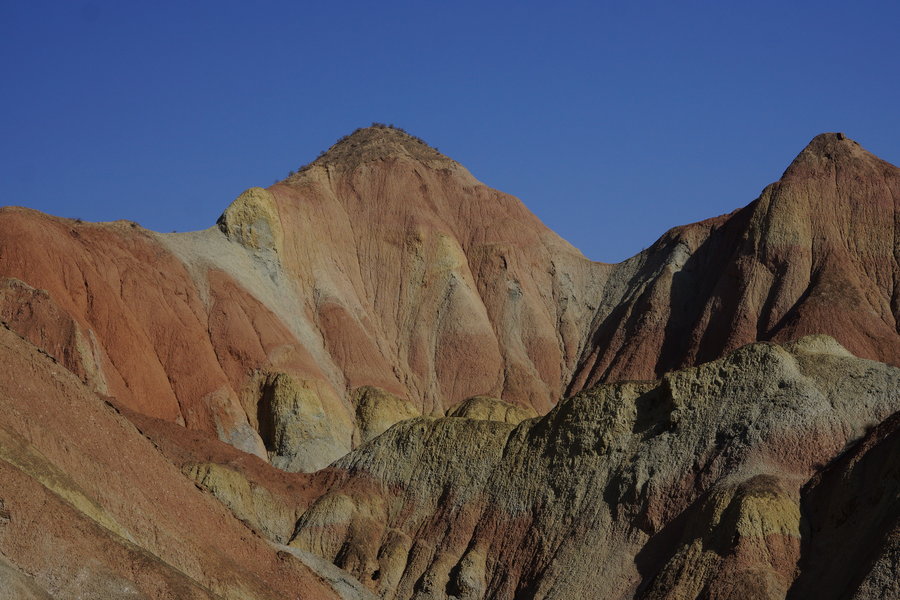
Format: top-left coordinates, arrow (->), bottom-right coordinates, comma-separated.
2,1 -> 898,262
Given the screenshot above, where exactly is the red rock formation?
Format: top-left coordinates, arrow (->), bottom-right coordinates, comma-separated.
0,127 -> 896,474
0,125 -> 608,469
286,337 -> 900,599
0,323 -> 361,599
0,127 -> 898,598
787,410 -> 900,599
570,133 -> 900,390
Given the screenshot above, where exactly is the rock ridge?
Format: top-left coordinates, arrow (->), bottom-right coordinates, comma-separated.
291,124 -> 454,175
0,129 -> 895,474
286,337 -> 900,599
0,128 -> 898,599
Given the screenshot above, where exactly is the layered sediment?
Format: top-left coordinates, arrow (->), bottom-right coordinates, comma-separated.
0,127 -> 897,598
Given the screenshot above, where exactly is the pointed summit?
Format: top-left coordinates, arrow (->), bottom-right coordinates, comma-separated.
302,124 -> 454,173
782,132 -> 877,179
798,132 -> 863,158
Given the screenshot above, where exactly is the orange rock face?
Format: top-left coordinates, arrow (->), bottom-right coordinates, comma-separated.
0,128 -> 896,475
570,132 -> 900,391
0,323 -> 356,599
0,126 -> 608,470
0,126 -> 898,598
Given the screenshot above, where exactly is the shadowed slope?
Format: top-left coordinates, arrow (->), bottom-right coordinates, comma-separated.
288,337 -> 899,599
569,133 -> 900,391
0,128 -> 896,474
0,129 -> 898,599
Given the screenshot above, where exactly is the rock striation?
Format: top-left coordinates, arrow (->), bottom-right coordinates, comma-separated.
0,126 -> 898,598
0,323 -> 369,599
0,127 -> 895,475
569,133 -> 900,391
288,336 -> 899,599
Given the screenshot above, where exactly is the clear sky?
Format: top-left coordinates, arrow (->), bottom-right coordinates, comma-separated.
2,1 -> 898,262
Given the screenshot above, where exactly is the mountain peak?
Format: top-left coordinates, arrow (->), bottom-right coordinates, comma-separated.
294,124 -> 454,176
783,132 -> 873,178
802,131 -> 858,154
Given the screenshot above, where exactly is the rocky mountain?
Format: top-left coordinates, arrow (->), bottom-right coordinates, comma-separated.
0,126 -> 897,598
0,127 -> 896,473
0,321 -> 365,600
287,336 -> 899,599
0,125 -> 609,472
569,132 -> 900,391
